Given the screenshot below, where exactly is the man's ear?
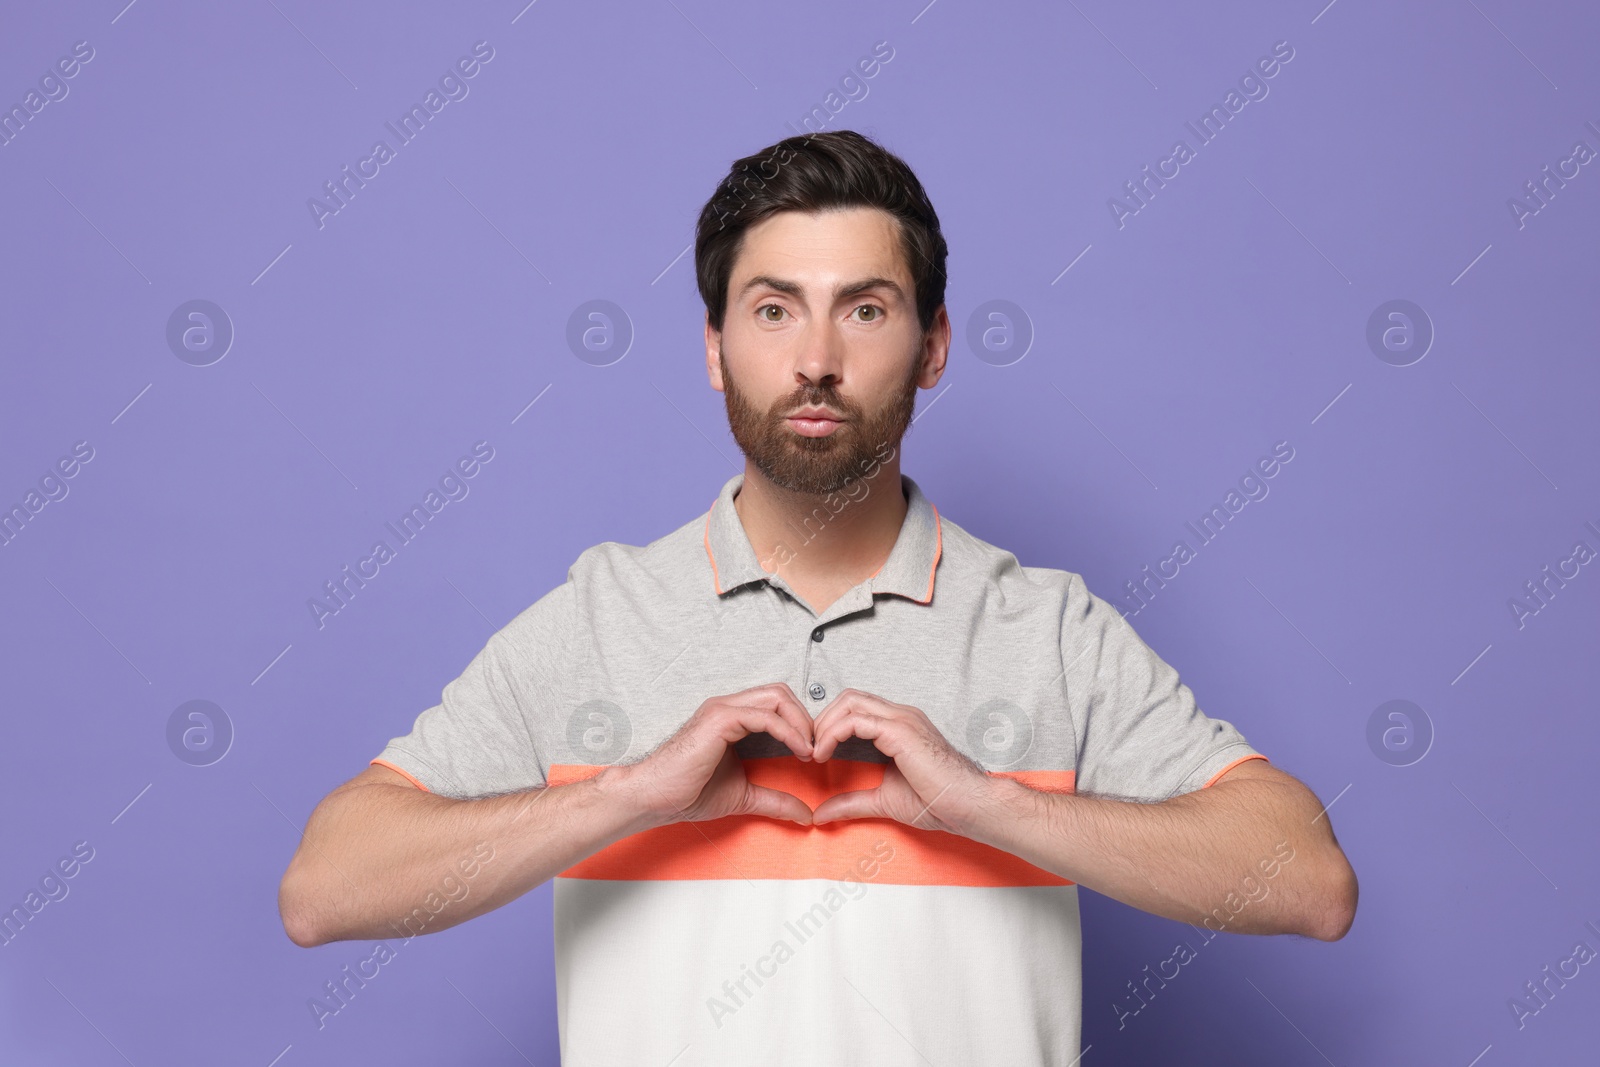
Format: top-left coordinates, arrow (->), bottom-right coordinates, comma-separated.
917,304 -> 952,388
705,315 -> 726,393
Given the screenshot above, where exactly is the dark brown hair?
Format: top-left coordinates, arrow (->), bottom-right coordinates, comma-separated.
694,129 -> 948,335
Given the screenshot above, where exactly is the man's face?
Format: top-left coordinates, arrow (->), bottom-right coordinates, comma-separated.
706,206 -> 949,496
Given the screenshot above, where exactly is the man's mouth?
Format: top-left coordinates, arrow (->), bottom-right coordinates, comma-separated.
785,408 -> 846,438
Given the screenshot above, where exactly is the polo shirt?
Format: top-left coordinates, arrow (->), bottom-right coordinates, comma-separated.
373,470 -> 1268,1065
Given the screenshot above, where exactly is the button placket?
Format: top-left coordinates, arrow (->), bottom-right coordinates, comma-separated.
804,620 -> 828,703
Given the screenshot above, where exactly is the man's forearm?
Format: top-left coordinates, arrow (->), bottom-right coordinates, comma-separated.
279,767 -> 652,947
964,772 -> 1356,941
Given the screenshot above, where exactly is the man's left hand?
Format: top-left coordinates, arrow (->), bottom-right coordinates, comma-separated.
808,688 -> 997,835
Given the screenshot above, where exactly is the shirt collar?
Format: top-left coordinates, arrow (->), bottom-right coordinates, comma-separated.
702,471 -> 943,605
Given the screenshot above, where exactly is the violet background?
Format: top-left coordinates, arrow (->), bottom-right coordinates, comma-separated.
2,0 -> 1597,1064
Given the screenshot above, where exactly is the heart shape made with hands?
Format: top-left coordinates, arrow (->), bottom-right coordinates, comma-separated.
749,688 -> 983,834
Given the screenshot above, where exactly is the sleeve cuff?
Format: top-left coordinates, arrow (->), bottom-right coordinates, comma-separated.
1200,752 -> 1270,790
370,756 -> 434,793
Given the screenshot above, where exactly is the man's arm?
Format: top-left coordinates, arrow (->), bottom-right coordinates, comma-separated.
278,683 -> 819,948
975,756 -> 1356,940
277,763 -> 652,948
807,689 -> 1358,943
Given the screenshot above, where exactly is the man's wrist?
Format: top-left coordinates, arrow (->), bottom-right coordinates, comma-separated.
953,773 -> 1042,850
590,763 -> 668,836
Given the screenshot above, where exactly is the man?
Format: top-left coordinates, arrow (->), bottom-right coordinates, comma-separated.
278,129 -> 1357,1065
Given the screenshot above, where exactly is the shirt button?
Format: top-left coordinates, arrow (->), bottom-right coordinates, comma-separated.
808,682 -> 826,701
811,627 -> 824,643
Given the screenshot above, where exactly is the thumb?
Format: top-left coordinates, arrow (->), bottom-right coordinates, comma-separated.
810,789 -> 885,826
741,785 -> 815,826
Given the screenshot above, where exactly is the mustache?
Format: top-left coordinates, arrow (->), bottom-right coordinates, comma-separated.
774,388 -> 856,418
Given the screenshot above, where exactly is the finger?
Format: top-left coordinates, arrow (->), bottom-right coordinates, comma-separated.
755,682 -> 818,754
814,701 -> 895,762
810,788 -> 884,825
810,690 -> 861,761
741,785 -> 814,826
812,689 -> 895,754
737,683 -> 818,757
812,687 -> 861,735
712,702 -> 814,761
810,705 -> 858,763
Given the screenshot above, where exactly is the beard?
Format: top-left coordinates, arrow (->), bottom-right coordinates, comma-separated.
720,343 -> 920,496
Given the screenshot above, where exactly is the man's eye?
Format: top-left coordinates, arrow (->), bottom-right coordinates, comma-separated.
854,305 -> 883,322
759,304 -> 786,322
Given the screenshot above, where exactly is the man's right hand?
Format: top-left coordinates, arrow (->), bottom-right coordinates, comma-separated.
618,683 -> 818,829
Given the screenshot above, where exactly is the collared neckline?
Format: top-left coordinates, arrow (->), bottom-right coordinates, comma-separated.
702,471 -> 943,608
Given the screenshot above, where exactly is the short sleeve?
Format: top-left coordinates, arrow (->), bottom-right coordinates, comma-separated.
1061,572 -> 1266,802
372,580 -> 578,798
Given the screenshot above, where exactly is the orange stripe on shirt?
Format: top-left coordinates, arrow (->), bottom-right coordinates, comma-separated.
370,757 -> 432,793
548,757 -> 1077,887
1202,752 -> 1270,788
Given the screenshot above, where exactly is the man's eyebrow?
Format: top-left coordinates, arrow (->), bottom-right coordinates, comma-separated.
736,275 -> 907,303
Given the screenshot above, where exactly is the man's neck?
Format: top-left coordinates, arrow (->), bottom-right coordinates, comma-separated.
733,459 -> 908,612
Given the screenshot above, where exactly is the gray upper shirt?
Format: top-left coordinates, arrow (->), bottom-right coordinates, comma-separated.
374,469 -> 1266,802
371,469 -> 1268,1066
